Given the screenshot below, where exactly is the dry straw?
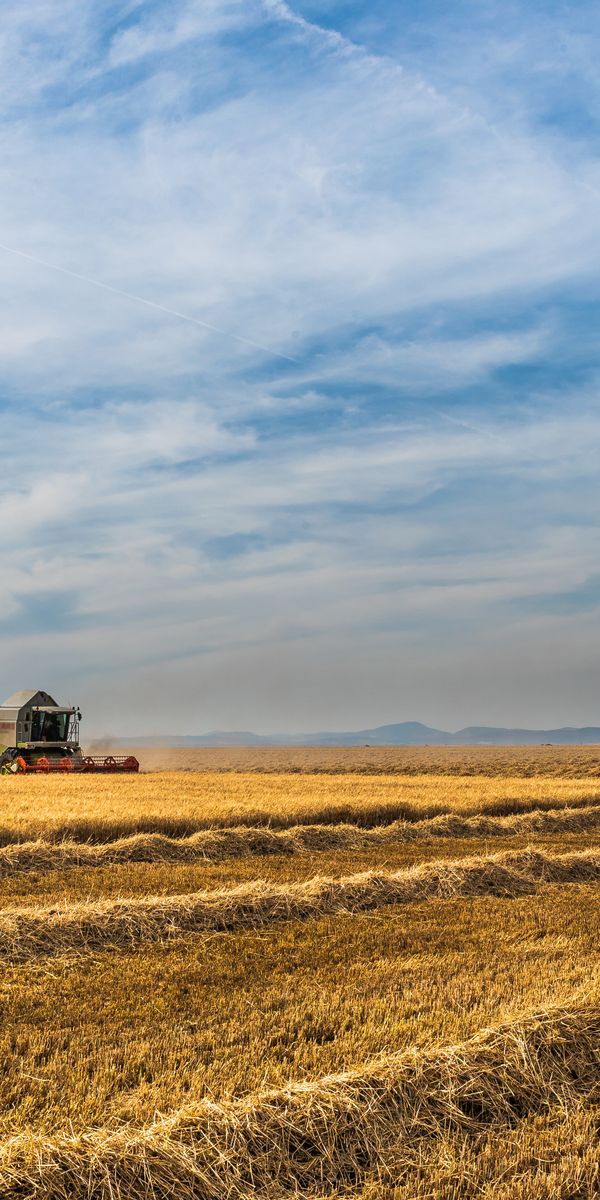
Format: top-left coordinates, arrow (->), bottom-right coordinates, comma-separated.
0,846 -> 598,961
2,787 -> 600,847
1,802 -> 600,876
0,1000 -> 598,1198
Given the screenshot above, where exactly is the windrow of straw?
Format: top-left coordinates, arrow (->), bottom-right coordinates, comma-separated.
0,847 -> 599,961
2,802 -> 600,875
0,1000 -> 598,1198
2,787 -> 600,846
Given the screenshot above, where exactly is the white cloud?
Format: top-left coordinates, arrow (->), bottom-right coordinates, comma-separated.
0,0 -> 598,727
108,0 -> 254,66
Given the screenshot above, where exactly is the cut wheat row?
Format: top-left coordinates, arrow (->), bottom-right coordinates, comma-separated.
2,787 -> 600,847
0,847 -> 599,961
0,997 -> 598,1199
1,802 -> 600,875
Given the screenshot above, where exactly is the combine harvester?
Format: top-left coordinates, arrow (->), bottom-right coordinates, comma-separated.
0,690 -> 139,774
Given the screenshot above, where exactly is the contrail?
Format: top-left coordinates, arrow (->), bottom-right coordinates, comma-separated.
0,240 -> 299,364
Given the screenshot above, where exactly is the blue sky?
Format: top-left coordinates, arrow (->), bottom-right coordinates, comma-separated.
1,0 -> 600,734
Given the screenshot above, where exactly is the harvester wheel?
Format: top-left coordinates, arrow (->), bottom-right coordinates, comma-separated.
1,755 -> 26,774
103,756 -> 117,769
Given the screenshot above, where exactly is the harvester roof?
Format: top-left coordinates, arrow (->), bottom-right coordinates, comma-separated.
1,690 -> 58,711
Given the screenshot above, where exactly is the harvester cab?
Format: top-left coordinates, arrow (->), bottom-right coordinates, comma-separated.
0,690 -> 139,774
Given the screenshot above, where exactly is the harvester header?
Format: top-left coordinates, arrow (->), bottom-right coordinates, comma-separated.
0,690 -> 139,774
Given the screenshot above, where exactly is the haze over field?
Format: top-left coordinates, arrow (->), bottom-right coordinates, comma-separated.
109,722 -> 600,747
1,1 -> 600,734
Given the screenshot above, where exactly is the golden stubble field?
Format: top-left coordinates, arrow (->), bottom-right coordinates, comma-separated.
0,758 -> 598,1197
111,742 -> 600,776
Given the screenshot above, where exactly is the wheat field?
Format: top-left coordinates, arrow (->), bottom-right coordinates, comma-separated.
115,742 -> 600,776
0,761 -> 598,1197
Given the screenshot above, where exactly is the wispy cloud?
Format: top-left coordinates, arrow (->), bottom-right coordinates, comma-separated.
108,0 -> 252,66
0,0 -> 599,730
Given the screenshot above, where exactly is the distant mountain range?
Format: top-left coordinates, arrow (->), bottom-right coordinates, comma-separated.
106,721 -> 600,747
